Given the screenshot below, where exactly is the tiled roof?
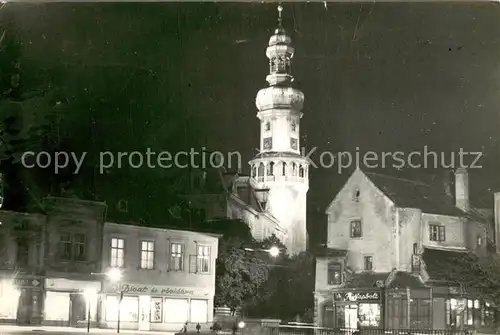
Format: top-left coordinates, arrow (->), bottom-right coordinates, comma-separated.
388,271 -> 426,289
343,272 -> 391,289
365,172 -> 466,217
422,247 -> 480,282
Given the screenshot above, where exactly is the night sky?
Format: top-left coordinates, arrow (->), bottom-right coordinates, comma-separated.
3,2 -> 500,227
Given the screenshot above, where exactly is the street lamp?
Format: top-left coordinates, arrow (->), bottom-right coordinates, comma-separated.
84,288 -> 97,333
243,246 -> 280,258
106,268 -> 123,333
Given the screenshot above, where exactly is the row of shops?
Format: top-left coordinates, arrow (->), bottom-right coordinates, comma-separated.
316,286 -> 497,332
0,275 -> 213,331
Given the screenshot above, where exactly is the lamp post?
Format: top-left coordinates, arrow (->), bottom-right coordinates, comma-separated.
106,268 -> 123,334
84,288 -> 97,333
244,246 -> 280,258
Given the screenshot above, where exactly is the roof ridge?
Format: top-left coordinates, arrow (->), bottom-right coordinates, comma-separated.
365,172 -> 432,188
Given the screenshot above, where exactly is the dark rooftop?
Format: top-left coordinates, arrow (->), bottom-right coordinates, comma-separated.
366,172 -> 466,217
422,247 -> 480,282
343,272 -> 390,289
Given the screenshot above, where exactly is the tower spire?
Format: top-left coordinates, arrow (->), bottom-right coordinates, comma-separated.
277,4 -> 283,29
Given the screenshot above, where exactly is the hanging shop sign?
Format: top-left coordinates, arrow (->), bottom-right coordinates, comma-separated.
334,291 -> 380,302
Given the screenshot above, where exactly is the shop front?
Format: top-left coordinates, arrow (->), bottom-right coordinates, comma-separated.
0,275 -> 44,325
331,290 -> 382,329
43,278 -> 101,327
100,282 -> 214,332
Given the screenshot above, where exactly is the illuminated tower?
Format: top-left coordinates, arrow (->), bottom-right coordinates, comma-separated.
249,5 -> 309,255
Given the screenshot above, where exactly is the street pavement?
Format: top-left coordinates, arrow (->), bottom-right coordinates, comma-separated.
0,325 -> 176,335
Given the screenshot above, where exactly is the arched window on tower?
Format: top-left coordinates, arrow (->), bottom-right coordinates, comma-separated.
251,165 -> 257,178
258,163 -> 265,177
277,56 -> 286,73
267,162 -> 274,176
265,122 -> 271,131
281,162 -> 287,176
299,165 -> 304,178
291,163 -> 297,176
270,57 -> 278,73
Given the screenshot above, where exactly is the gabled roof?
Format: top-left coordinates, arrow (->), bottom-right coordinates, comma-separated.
365,172 -> 465,217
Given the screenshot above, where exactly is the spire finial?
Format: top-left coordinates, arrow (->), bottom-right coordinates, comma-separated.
277,4 -> 283,27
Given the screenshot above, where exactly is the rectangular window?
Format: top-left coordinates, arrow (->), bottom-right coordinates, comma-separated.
429,224 -> 446,241
150,297 -> 163,323
164,298 -> 189,323
350,220 -> 362,238
58,232 -> 87,261
140,241 -> 155,270
364,256 -> 373,271
73,234 -> 86,261
110,238 -> 125,268
58,232 -> 72,260
197,245 -> 210,273
190,299 -> 208,323
327,263 -> 342,285
170,243 -> 184,271
358,303 -> 381,327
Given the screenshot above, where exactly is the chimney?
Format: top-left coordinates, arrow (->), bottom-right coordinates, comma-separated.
454,168 -> 469,211
442,170 -> 453,198
495,192 -> 500,255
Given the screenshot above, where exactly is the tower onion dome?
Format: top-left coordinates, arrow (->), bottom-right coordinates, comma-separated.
255,5 -> 305,113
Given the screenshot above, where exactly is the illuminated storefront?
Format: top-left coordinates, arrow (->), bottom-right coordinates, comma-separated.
0,275 -> 44,325
331,291 -> 382,329
43,278 -> 100,327
100,282 -> 213,331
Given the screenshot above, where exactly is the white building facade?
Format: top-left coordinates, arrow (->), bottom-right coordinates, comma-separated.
99,222 -> 220,332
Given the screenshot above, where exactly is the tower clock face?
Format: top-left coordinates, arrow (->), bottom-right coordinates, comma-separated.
290,138 -> 298,150
263,137 -> 272,150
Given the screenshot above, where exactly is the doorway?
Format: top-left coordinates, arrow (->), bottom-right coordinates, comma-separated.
138,296 -> 151,331
70,293 -> 86,327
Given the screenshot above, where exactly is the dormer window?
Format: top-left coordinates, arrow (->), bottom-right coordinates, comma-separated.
354,189 -> 360,202
265,122 -> 271,131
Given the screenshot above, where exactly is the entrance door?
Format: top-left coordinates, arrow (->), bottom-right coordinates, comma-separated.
138,296 -> 151,331
70,293 -> 86,327
345,305 -> 358,329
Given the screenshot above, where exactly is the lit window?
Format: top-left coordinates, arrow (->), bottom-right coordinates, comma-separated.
350,220 -> 362,238
170,243 -> 183,271
429,224 -> 446,241
140,241 -> 155,270
164,298 -> 189,323
364,256 -> 373,271
197,246 -> 210,273
327,263 -> 342,285
110,238 -> 125,268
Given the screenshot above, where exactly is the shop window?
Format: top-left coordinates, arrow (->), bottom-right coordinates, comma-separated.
190,299 -> 208,323
327,262 -> 342,285
429,224 -> 446,241
105,295 -> 138,322
336,305 -> 358,329
387,298 -> 408,329
446,298 -> 466,328
410,299 -> 431,329
464,299 -> 481,327
483,302 -> 495,327
110,238 -> 125,268
358,303 -> 381,327
170,243 -> 184,271
45,291 -> 70,322
164,298 -> 189,323
350,220 -> 362,238
150,297 -> 163,323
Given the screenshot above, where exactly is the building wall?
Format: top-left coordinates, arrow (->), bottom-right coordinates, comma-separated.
325,170 -> 396,273
421,213 -> 466,250
100,222 -> 220,331
397,208 -> 422,272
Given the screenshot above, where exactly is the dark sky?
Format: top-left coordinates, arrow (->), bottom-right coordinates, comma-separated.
4,2 -> 500,218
